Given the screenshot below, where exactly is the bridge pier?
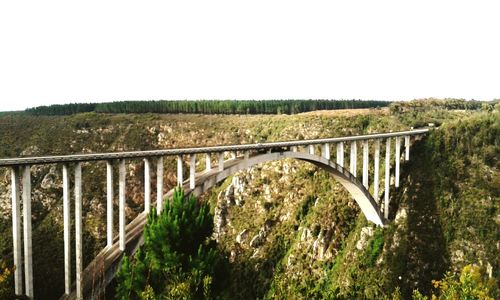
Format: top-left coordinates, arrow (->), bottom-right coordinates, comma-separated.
395,136 -> 401,188
336,142 -> 344,167
177,155 -> 184,186
350,141 -> 357,177
144,159 -> 151,214
322,143 -> 330,160
405,135 -> 410,160
118,160 -> 126,251
74,163 -> 82,300
22,166 -> 34,299
106,162 -> 114,246
244,151 -> 250,160
373,139 -> 380,203
10,167 -> 22,296
156,157 -> 164,214
189,154 -> 196,189
218,152 -> 224,171
308,144 -> 315,155
363,140 -> 369,188
63,164 -> 71,295
384,139 -> 391,219
205,153 -> 211,171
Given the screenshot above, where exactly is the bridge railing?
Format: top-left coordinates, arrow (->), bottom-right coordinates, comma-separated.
0,128 -> 429,299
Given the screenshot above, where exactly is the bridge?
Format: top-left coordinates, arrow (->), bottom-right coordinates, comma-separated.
0,128 -> 429,299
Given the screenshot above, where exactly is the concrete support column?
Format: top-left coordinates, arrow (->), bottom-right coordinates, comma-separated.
350,141 -> 357,176
267,149 -> 272,154
384,139 -> 391,219
373,140 -> 380,203
362,140 -> 369,188
336,142 -> 344,167
244,151 -> 250,160
322,143 -> 330,160
308,145 -> 315,155
156,157 -> 163,214
395,136 -> 401,188
218,152 -> 224,171
405,136 -> 410,161
106,162 -> 113,247
291,146 -> 298,152
74,163 -> 82,300
118,160 -> 126,251
189,154 -> 196,189
231,151 -> 237,159
144,159 -> 151,214
205,153 -> 211,171
63,165 -> 71,295
22,166 -> 33,299
10,167 -> 22,295
177,155 -> 183,186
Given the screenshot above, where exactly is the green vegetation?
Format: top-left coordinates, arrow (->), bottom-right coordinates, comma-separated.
408,264 -> 496,299
390,98 -> 488,113
0,99 -> 497,299
0,260 -> 14,299
25,99 -> 390,116
115,189 -> 227,299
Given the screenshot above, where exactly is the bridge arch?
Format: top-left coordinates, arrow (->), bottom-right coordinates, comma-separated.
188,151 -> 386,226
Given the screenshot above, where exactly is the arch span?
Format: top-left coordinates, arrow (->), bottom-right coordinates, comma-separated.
188,151 -> 386,226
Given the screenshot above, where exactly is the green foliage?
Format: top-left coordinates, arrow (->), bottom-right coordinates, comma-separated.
410,265 -> 497,299
0,260 -> 14,299
295,195 -> 316,222
25,99 -> 390,116
25,103 -> 97,115
390,98 -> 484,115
115,188 -> 227,299
364,228 -> 385,267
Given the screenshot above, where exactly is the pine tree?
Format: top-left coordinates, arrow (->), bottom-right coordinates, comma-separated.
115,188 -> 228,299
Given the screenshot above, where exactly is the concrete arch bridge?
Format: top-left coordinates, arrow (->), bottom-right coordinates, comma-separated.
0,128 -> 429,299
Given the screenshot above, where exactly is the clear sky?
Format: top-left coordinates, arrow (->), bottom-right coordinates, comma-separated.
0,1 -> 499,112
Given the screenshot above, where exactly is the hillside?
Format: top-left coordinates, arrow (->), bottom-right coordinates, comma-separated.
0,101 -> 497,298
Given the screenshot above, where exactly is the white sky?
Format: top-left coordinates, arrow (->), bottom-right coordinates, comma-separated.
0,1 -> 499,112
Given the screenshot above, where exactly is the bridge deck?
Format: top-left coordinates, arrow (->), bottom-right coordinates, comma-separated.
0,129 -> 428,166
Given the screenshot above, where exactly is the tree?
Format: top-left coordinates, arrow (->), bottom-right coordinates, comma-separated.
115,188 -> 228,299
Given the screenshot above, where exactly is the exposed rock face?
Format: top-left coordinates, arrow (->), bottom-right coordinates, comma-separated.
214,173 -> 250,241
232,176 -> 246,206
250,219 -> 275,249
41,166 -> 60,190
356,226 -> 374,250
312,229 -> 334,260
214,190 -> 229,241
236,229 -> 249,244
250,232 -> 265,248
395,207 -> 406,223
0,181 -> 13,220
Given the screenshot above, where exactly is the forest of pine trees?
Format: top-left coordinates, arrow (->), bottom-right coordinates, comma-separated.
25,99 -> 389,116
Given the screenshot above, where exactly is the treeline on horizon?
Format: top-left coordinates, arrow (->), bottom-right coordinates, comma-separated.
390,98 -> 488,113
24,99 -> 390,116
